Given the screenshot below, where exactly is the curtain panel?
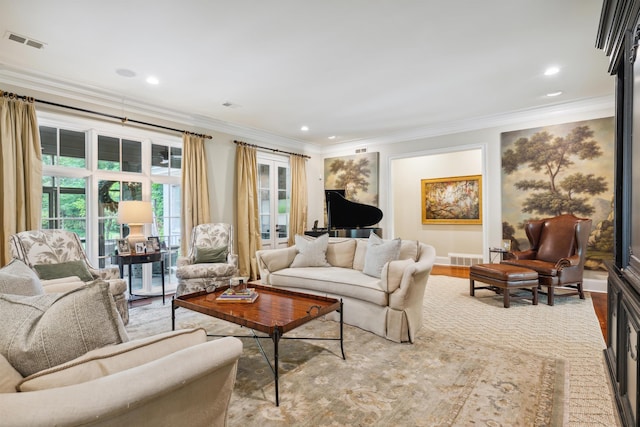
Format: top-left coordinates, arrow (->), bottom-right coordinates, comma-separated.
288,155 -> 308,246
235,144 -> 262,280
0,95 -> 42,266
180,134 -> 211,255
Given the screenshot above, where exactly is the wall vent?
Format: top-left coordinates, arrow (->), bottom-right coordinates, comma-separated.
448,252 -> 483,266
5,31 -> 46,50
355,148 -> 367,153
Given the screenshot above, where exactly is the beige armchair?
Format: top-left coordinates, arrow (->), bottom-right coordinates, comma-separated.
176,223 -> 238,296
9,229 -> 129,324
0,329 -> 242,427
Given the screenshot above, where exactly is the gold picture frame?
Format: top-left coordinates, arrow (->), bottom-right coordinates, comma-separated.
421,175 -> 482,224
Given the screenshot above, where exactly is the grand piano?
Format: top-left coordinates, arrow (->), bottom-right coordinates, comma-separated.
305,189 -> 383,238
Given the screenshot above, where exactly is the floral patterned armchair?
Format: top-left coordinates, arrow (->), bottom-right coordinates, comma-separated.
176,223 -> 238,296
9,229 -> 129,324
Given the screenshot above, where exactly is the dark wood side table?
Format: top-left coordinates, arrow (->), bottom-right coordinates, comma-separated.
115,251 -> 166,305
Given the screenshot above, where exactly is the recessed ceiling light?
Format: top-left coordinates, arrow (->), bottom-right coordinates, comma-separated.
300,126 -> 309,132
146,76 -> 159,85
116,68 -> 136,78
328,136 -> 336,140
546,91 -> 563,97
544,66 -> 560,76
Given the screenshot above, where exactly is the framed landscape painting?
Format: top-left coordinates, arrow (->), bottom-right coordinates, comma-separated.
421,175 -> 482,224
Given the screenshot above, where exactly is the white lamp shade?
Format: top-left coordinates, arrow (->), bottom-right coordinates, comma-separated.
117,201 -> 153,225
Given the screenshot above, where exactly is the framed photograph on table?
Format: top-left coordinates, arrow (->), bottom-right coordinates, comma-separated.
145,239 -> 156,253
421,175 -> 482,224
117,239 -> 130,255
134,242 -> 146,254
148,236 -> 161,251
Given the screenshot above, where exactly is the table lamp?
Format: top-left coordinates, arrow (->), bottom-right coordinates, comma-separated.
117,200 -> 153,251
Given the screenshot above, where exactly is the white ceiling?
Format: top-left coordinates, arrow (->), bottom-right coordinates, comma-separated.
0,0 -> 614,147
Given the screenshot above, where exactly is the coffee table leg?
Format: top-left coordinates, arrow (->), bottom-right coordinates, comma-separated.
272,328 -> 281,406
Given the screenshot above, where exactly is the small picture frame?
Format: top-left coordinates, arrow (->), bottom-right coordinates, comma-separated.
117,238 -> 130,255
145,239 -> 156,253
134,242 -> 146,254
501,239 -> 512,252
148,236 -> 161,251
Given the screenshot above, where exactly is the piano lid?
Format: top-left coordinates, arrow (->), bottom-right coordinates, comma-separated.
325,190 -> 383,229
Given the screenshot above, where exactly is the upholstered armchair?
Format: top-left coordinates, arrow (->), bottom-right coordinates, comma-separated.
9,229 -> 129,324
176,223 -> 238,296
501,213 -> 592,305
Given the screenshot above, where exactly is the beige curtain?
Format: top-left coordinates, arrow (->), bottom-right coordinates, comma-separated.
288,155 -> 308,245
235,144 -> 262,280
0,94 -> 42,266
181,134 -> 211,255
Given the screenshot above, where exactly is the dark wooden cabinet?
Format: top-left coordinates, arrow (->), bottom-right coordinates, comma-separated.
598,1 -> 640,425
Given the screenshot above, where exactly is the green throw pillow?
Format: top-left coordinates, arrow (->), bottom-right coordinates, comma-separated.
34,260 -> 94,282
194,245 -> 228,264
0,280 -> 126,377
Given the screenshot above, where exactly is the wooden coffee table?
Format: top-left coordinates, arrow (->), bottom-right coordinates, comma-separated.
172,284 -> 345,406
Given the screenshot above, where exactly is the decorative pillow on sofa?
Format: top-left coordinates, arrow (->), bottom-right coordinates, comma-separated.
18,328 -> 207,392
0,280 -> 127,377
33,260 -> 94,282
363,233 -> 401,278
0,259 -> 44,296
194,245 -> 228,264
0,354 -> 23,393
290,233 -> 331,268
326,238 -> 357,268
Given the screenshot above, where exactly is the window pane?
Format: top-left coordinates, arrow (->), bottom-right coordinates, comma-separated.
151,144 -> 168,175
40,126 -> 57,165
122,181 -> 143,201
98,135 -> 120,171
59,129 -> 86,168
122,139 -> 142,173
170,147 -> 182,173
259,164 -> 269,187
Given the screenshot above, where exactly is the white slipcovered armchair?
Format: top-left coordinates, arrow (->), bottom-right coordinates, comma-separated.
176,223 -> 238,296
9,229 -> 129,324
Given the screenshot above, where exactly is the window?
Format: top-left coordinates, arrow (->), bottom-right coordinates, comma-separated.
38,113 -> 182,295
258,153 -> 290,249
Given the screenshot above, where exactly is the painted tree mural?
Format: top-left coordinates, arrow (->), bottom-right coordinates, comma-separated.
500,117 -> 615,270
502,125 -> 607,217
324,152 -> 379,206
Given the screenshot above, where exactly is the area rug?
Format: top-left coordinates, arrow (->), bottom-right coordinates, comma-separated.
126,275 -> 615,426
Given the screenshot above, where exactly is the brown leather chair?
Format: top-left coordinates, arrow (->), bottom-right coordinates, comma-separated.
501,214 -> 592,305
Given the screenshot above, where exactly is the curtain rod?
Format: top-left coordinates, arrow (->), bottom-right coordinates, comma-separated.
0,89 -> 212,140
233,140 -> 310,159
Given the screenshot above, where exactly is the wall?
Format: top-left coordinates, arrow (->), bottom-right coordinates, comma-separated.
391,149 -> 483,263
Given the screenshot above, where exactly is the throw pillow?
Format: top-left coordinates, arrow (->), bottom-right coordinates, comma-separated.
194,245 -> 228,264
0,280 -> 126,377
0,259 -> 44,296
18,328 -> 206,392
290,233 -> 331,268
363,232 -> 401,278
33,260 -> 94,282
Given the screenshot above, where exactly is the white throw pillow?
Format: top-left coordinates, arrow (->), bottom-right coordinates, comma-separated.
363,233 -> 401,278
0,259 -> 44,296
290,233 -> 331,267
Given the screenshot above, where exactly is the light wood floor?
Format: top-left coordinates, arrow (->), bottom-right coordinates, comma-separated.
432,265 -> 608,341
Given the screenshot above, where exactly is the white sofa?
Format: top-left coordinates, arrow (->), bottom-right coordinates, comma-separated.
256,235 -> 436,343
0,328 -> 243,427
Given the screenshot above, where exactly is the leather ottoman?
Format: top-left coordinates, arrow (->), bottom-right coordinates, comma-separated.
470,263 -> 539,308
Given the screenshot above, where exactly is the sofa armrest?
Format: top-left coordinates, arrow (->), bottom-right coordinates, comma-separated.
0,337 -> 243,427
509,249 -> 537,260
388,244 -> 436,308
89,266 -> 119,281
256,247 -> 297,283
177,255 -> 194,268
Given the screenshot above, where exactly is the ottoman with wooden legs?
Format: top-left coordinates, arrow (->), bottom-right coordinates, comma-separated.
470,263 -> 539,308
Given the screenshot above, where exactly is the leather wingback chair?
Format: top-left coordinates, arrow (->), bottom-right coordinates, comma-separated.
175,223 -> 238,296
502,214 -> 592,305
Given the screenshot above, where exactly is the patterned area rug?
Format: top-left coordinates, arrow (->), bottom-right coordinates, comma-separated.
126,275 -> 615,426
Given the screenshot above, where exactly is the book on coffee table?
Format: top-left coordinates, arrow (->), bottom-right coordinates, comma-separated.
216,288 -> 259,303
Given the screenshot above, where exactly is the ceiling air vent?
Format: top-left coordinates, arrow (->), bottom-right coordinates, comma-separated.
5,31 -> 46,49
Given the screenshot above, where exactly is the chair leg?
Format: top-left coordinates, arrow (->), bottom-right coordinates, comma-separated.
470,278 -> 475,296
503,289 -> 510,308
578,282 -> 585,299
547,286 -> 554,306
